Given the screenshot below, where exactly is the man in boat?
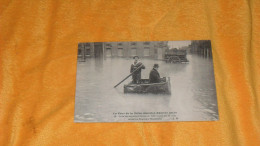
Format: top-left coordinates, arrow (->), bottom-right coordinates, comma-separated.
149,64 -> 161,83
130,56 -> 145,84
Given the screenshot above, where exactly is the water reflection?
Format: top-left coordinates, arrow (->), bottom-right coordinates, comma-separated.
94,58 -> 103,72
75,54 -> 218,122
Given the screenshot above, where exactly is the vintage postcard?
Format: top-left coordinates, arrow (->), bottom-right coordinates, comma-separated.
74,40 -> 218,122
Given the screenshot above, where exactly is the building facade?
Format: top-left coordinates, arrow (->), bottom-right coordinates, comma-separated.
78,41 -> 168,60
190,40 -> 212,58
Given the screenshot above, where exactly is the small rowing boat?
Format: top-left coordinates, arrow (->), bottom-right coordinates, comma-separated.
124,77 -> 171,94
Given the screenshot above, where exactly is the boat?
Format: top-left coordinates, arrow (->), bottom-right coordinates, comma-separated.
124,77 -> 171,94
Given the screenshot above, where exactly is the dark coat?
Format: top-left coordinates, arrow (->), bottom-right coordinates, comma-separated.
130,62 -> 145,83
149,68 -> 160,83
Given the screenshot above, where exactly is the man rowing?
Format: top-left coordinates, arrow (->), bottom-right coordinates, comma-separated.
130,56 -> 145,84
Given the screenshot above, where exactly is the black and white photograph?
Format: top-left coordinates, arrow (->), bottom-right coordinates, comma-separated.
74,40 -> 218,122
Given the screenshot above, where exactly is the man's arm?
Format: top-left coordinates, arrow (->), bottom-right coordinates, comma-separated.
149,71 -> 153,82
156,72 -> 160,82
138,62 -> 145,69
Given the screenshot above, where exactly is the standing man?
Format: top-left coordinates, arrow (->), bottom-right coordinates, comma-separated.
130,56 -> 145,84
149,64 -> 160,83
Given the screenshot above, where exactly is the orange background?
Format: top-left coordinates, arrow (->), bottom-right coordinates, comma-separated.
0,0 -> 259,145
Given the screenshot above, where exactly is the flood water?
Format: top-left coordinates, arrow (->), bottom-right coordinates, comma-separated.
75,54 -> 219,122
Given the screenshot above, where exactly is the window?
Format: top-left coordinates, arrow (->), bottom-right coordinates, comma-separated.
143,42 -> 150,45
106,48 -> 112,57
118,48 -> 123,56
131,48 -> 137,56
158,42 -> 165,47
85,49 -> 90,56
144,47 -> 150,56
131,42 -> 136,45
84,43 -> 91,56
106,43 -> 112,47
118,43 -> 122,46
154,49 -> 158,54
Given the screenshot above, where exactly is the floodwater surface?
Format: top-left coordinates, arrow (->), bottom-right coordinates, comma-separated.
75,54 -> 218,122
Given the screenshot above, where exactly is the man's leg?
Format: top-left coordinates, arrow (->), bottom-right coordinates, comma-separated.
132,75 -> 137,83
136,74 -> 141,84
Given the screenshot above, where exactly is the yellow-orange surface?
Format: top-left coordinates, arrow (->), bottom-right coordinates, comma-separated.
0,0 -> 259,145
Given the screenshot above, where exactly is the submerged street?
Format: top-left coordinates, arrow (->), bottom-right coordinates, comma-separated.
75,54 -> 218,122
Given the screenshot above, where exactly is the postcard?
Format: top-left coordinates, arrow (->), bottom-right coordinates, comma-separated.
74,40 -> 218,122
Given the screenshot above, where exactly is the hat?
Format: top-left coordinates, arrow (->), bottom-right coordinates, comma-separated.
153,64 -> 159,68
133,56 -> 139,59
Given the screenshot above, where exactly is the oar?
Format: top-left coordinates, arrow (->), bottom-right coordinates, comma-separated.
114,63 -> 144,88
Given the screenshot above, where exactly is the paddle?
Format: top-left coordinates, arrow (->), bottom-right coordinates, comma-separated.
114,63 -> 144,88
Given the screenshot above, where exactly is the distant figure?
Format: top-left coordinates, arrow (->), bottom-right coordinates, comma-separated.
149,64 -> 160,83
130,56 -> 145,84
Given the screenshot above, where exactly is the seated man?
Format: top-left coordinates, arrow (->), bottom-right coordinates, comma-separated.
149,64 -> 160,83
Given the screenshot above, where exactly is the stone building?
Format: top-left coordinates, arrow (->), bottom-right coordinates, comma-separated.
78,41 -> 168,60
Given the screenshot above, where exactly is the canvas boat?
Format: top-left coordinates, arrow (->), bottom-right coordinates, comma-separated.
124,77 -> 171,94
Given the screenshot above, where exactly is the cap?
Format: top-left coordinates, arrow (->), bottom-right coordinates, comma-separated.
133,56 -> 139,59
